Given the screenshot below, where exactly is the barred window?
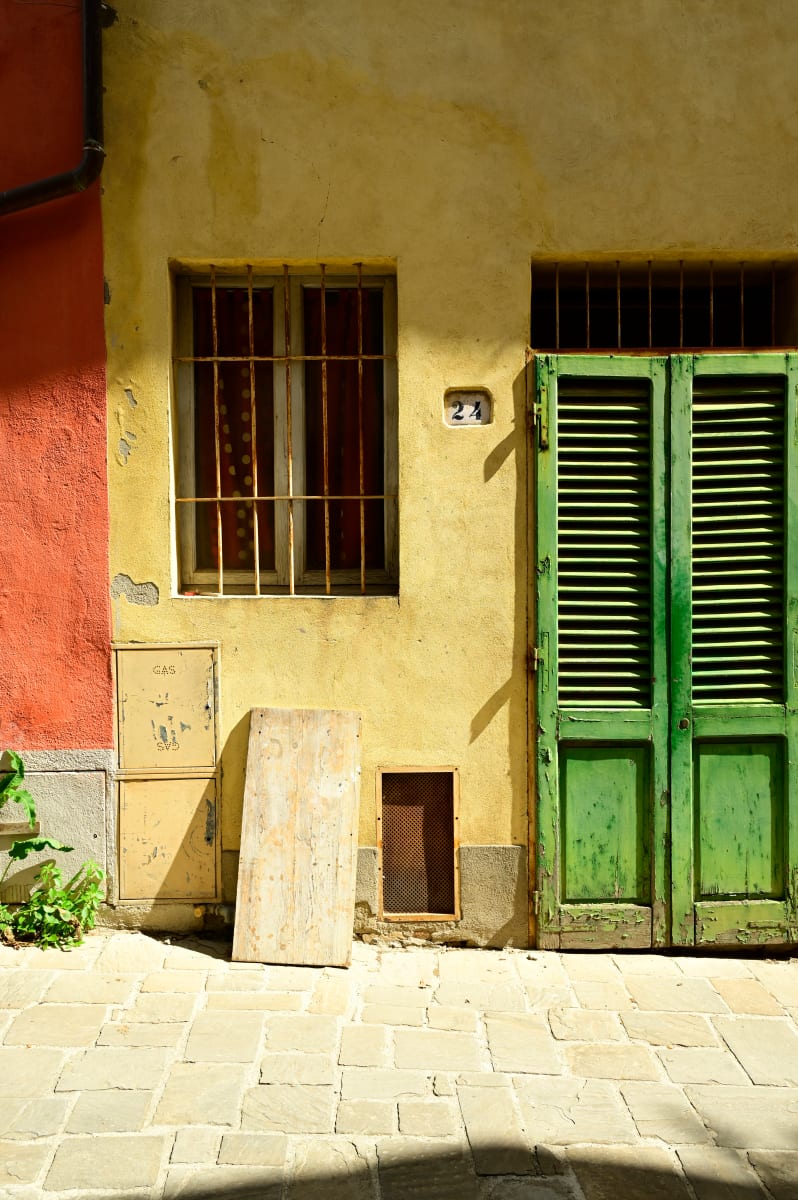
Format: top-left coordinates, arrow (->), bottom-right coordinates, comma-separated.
174,265 -> 398,595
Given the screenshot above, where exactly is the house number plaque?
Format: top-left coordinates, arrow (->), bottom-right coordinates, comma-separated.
444,387 -> 493,426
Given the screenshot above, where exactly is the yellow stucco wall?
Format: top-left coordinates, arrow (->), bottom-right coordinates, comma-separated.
102,1 -> 798,905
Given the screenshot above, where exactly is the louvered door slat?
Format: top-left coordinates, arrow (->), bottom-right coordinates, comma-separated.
557,382 -> 652,707
691,376 -> 785,704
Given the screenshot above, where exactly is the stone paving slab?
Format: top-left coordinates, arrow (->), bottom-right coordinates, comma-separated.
44,1132 -> 168,1191
1,930 -> 797,1199
485,1013 -> 563,1073
290,1139 -> 373,1200
514,1077 -> 641,1145
747,1151 -> 798,1200
4,1002 -> 107,1046
567,1145 -> 693,1199
56,1045 -> 170,1091
713,1014 -> 798,1086
685,1084 -> 798,1150
156,1062 -> 250,1126
659,1045 -> 751,1085
677,1146 -> 769,1199
2,1095 -> 72,1140
620,1011 -> 719,1047
619,1081 -> 711,1144
1,1141 -> 54,1189
458,1083 -> 538,1175
65,1088 -> 153,1132
242,1082 -> 335,1133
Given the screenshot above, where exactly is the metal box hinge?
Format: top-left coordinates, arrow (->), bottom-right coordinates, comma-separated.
528,646 -> 543,673
532,889 -> 541,916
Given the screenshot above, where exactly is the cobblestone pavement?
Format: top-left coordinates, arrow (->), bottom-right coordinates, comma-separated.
2,933 -> 798,1198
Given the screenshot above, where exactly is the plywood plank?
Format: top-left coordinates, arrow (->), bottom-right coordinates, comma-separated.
233,708 -> 361,967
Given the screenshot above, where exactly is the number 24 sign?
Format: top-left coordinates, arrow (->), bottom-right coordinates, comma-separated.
444,388 -> 492,427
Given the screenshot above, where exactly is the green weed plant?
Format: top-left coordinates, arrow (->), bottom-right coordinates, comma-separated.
0,750 -> 104,949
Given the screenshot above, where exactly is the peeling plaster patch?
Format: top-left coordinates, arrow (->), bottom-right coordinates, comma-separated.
117,428 -> 137,464
125,388 -> 137,408
110,574 -> 159,606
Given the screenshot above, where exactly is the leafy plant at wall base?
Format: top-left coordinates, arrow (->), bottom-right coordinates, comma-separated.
0,749 -> 104,949
2,861 -> 104,949
0,750 -> 36,826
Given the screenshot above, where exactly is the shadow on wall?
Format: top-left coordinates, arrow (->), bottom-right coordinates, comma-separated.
470,366 -> 530,851
71,1146 -> 789,1199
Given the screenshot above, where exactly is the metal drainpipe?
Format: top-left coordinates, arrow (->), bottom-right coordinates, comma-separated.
0,0 -> 107,218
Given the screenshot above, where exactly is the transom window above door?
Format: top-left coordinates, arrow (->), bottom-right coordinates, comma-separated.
173,265 -> 398,596
531,260 -> 798,353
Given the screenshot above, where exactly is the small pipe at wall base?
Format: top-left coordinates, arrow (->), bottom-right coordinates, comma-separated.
197,904 -> 236,927
0,0 -> 107,218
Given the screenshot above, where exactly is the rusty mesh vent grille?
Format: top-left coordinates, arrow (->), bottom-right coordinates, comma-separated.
381,772 -> 456,916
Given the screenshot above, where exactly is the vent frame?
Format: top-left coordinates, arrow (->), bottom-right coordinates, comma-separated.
376,766 -> 460,921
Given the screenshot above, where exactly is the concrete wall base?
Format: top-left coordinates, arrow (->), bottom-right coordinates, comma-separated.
355,844 -> 529,948
90,843 -> 530,948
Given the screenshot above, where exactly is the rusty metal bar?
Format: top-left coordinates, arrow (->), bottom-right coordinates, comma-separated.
178,353 -> 393,363
210,266 -> 223,595
585,262 -> 590,350
283,265 -> 295,595
709,261 -> 714,348
529,261 -> 534,345
679,260 -> 684,349
554,263 -> 560,351
616,260 -> 621,349
647,260 -> 652,349
357,263 -> 366,594
246,266 -> 261,595
178,493 -> 395,502
740,260 -> 745,347
320,264 -> 331,595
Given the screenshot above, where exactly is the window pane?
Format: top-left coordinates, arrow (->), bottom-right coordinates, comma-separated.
303,287 -> 385,570
192,287 -> 275,571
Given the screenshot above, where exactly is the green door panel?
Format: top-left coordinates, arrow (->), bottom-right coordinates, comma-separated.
694,740 -> 784,899
561,746 -> 651,903
671,352 -> 798,945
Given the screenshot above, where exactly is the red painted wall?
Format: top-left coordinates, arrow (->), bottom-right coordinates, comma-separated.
0,1 -> 113,749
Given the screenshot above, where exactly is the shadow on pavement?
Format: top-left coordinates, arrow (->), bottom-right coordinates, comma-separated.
79,1140 -> 797,1200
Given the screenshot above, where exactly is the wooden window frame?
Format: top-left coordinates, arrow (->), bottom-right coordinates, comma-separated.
173,267 -> 398,596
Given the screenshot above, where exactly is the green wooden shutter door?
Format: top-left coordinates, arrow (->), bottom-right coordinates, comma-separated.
536,352 -> 797,949
671,354 -> 797,946
535,355 -> 669,949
